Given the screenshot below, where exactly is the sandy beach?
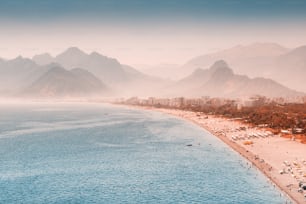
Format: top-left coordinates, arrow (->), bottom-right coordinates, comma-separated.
132,106 -> 306,203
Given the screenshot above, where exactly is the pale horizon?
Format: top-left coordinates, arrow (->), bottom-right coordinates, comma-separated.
1,0 -> 306,65
0,39 -> 305,67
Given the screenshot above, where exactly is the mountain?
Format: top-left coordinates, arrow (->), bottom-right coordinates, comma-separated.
277,46 -> 306,73
271,46 -> 306,91
140,43 -> 290,81
23,66 -> 109,97
32,53 -> 54,65
182,43 -> 289,78
32,47 -> 164,93
34,47 -> 170,96
53,47 -> 132,85
0,54 -> 112,98
166,62 -> 228,94
179,43 -> 306,92
54,47 -> 88,67
169,60 -> 302,98
32,47 -> 137,85
0,56 -> 49,94
0,47 -> 168,97
3,46 -> 302,99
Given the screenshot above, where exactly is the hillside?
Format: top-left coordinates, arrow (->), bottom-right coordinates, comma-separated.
0,56 -> 49,94
170,60 -> 302,98
22,66 -> 109,97
182,43 -> 306,92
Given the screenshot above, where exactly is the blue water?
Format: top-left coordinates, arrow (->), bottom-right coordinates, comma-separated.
0,102 -> 289,203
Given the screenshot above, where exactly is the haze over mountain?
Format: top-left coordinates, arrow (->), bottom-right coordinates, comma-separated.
0,48 -> 168,98
0,46 -> 304,99
145,43 -> 306,92
33,47 -> 135,85
0,56 -> 49,94
143,43 -> 287,80
184,43 -> 288,75
137,64 -> 181,80
32,47 -> 167,96
167,60 -> 302,98
272,46 -> 306,92
32,53 -> 54,65
184,43 -> 306,92
23,66 -> 109,98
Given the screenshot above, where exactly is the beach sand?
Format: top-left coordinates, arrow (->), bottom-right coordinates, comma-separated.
135,106 -> 306,203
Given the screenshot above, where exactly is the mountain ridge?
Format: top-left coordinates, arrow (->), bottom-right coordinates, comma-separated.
22,65 -> 109,97
169,60 -> 302,98
181,43 -> 306,92
32,47 -> 152,87
0,46 -> 304,99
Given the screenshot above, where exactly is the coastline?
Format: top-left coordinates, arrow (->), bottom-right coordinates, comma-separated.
122,105 -> 306,204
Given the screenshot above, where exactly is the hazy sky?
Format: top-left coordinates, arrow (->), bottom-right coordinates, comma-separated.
0,0 -> 306,65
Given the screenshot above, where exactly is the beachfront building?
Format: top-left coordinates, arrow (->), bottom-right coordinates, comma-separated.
169,97 -> 185,107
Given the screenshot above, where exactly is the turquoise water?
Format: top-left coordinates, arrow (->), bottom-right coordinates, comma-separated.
0,102 -> 289,203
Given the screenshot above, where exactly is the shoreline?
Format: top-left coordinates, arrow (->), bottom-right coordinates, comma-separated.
1,101 -> 303,202
123,105 -> 306,204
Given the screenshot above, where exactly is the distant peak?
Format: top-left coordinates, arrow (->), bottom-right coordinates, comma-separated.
89,52 -> 119,63
89,51 -> 105,58
209,60 -> 234,76
66,46 -> 82,52
90,51 -> 101,56
62,47 -> 87,56
15,55 -> 24,60
13,55 -> 34,63
89,51 -> 114,61
46,66 -> 69,74
55,47 -> 88,60
211,60 -> 229,69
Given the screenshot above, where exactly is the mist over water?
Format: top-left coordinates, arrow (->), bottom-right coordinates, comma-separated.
0,103 -> 288,203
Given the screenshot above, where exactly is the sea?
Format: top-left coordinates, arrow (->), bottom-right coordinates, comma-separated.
0,102 -> 289,203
